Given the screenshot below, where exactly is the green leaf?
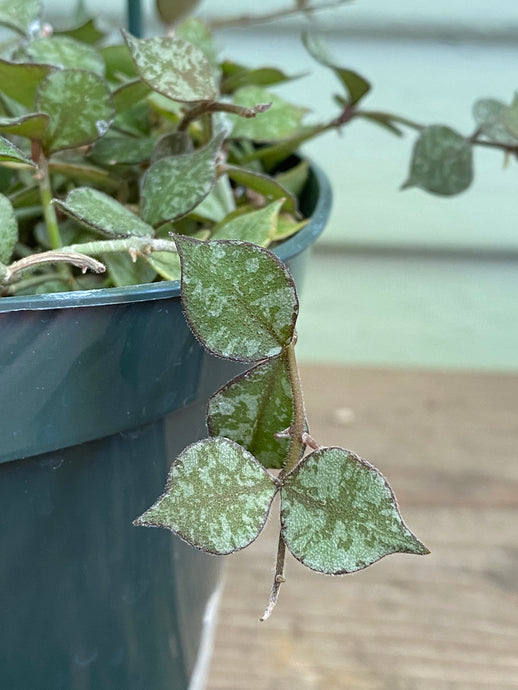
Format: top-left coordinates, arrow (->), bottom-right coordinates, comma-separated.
221,62 -> 300,94
0,135 -> 34,166
281,447 -> 429,574
143,249 -> 181,281
0,0 -> 40,35
302,32 -> 370,106
49,160 -> 122,191
123,30 -> 217,103
501,94 -> 518,140
191,174 -> 235,222
208,357 -> 293,469
226,165 -> 297,214
211,199 -> 284,246
112,79 -> 151,114
156,0 -> 201,26
403,125 -> 473,196
89,135 -> 155,166
0,113 -> 49,140
0,193 -> 17,263
102,252 -> 156,287
56,17 -> 106,45
473,98 -> 518,145
0,58 -> 55,108
275,159 -> 310,198
229,86 -> 308,142
36,69 -> 115,153
19,36 -> 106,76
141,132 -> 223,225
54,187 -> 154,238
271,214 -> 309,242
100,44 -> 137,81
134,437 -> 277,554
175,235 -> 299,361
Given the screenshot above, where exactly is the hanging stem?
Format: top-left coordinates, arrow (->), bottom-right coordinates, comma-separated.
261,336 -> 308,621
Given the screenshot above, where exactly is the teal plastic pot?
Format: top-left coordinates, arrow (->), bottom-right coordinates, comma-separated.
0,163 -> 331,689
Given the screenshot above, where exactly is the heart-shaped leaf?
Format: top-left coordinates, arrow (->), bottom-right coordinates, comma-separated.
0,58 -> 55,108
0,0 -> 40,35
0,193 -> 17,263
19,36 -> 106,76
54,187 -> 154,238
229,86 -> 308,142
211,199 -> 284,246
0,113 -> 49,140
303,32 -> 370,106
135,437 -> 278,554
36,69 -> 115,153
141,132 -> 223,225
123,30 -> 217,103
403,125 -> 473,196
208,357 -> 294,469
176,235 -> 299,361
473,98 -> 518,145
0,136 -> 34,166
281,447 -> 429,574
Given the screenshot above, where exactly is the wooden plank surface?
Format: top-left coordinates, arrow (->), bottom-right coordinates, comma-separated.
206,364 -> 518,689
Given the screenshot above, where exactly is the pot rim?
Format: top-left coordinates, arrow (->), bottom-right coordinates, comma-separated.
0,161 -> 331,313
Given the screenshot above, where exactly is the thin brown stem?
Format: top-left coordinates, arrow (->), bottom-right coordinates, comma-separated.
260,531 -> 286,622
210,0 -> 352,30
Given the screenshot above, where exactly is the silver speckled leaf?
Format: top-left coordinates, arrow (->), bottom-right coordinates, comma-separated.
281,447 -> 429,574
208,357 -> 294,469
141,132 -> 223,225
176,235 -> 299,362
54,187 -> 154,238
473,98 -> 518,146
36,69 -> 114,153
20,36 -> 105,76
135,437 -> 278,554
0,194 -> 17,263
403,125 -> 473,196
123,30 -> 216,103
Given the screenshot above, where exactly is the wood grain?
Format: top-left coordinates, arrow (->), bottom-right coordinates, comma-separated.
207,365 -> 518,689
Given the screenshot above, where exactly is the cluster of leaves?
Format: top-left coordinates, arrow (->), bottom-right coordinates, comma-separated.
0,0 -> 382,296
135,236 -> 428,619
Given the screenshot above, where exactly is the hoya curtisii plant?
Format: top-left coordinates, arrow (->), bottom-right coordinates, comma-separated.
134,235 -> 429,620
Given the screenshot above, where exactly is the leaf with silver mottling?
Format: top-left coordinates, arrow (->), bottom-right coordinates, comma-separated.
141,132 -> 223,225
123,30 -> 216,103
36,69 -> 115,153
0,0 -> 40,35
176,235 -> 299,361
134,437 -> 277,554
19,36 -> 106,75
54,187 -> 154,238
403,125 -> 473,196
208,357 -> 293,469
281,447 -> 429,575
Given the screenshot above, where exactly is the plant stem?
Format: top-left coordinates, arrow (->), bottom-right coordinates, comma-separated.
2,251 -> 105,287
261,337 -> 308,621
260,532 -> 286,622
63,237 -> 178,257
36,150 -> 63,250
209,0 -> 352,30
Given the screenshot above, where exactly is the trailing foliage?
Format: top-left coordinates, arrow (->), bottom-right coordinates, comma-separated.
136,237 -> 428,619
